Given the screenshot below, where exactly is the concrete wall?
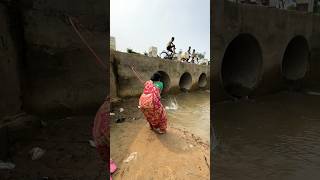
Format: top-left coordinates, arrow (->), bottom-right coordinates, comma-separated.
111,51 -> 210,98
20,0 -> 108,115
0,3 -> 22,120
212,0 -> 320,101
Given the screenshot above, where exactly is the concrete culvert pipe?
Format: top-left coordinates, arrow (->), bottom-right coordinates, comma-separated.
152,71 -> 171,92
179,72 -> 192,91
198,73 -> 207,88
282,36 -> 309,80
221,34 -> 263,98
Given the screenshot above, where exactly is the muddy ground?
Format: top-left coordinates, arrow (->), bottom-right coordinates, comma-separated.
110,97 -> 210,180
0,115 -> 107,180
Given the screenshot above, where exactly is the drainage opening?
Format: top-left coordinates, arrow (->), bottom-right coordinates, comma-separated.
152,71 -> 171,92
221,34 -> 263,98
198,73 -> 207,88
179,72 -> 192,91
282,36 -> 309,81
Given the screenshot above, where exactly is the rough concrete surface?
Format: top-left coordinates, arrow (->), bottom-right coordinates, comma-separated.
212,0 -> 320,101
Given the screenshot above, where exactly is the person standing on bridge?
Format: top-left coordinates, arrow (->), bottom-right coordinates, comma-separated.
191,49 -> 197,63
131,67 -> 168,134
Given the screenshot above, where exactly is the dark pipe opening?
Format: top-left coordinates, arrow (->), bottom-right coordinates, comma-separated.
198,73 -> 207,88
152,71 -> 170,92
282,36 -> 309,81
221,34 -> 263,98
179,72 -> 192,91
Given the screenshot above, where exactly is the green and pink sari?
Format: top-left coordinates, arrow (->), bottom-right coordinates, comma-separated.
139,80 -> 168,132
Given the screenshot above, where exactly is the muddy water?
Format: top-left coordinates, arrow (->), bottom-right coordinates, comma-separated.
213,91 -> 320,180
162,90 -> 210,143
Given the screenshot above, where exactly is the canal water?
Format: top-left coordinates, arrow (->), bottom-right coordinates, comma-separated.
213,91 -> 320,180
162,90 -> 210,143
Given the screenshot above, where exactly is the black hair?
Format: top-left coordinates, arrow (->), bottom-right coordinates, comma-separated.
151,72 -> 161,82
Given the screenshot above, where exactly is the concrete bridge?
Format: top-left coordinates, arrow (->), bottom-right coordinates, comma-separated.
212,0 -> 320,101
110,51 -> 210,99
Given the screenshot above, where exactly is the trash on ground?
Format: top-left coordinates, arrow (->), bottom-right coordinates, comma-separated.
0,161 -> 15,170
89,140 -> 96,148
189,144 -> 194,148
119,108 -> 124,112
116,118 -> 126,123
137,106 -> 141,109
40,120 -> 47,127
29,147 -> 46,160
305,91 -> 320,96
123,152 -> 138,163
110,112 -> 115,116
39,177 -> 49,180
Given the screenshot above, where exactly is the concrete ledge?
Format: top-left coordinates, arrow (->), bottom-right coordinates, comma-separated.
111,51 -> 210,98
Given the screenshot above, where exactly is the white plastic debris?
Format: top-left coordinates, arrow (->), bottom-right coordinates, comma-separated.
110,113 -> 115,116
0,161 -> 15,170
40,120 -> 47,127
89,140 -> 96,148
123,152 -> 138,163
137,106 -> 141,109
29,147 -> 46,160
305,91 -> 320,96
119,108 -> 124,112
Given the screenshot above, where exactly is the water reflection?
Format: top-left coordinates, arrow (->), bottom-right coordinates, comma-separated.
213,91 -> 320,180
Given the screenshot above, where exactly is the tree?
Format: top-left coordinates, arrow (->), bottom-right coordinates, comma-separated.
197,52 -> 206,59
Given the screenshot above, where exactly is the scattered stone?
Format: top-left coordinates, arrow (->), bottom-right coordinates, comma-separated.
40,120 -> 48,127
29,147 -> 46,160
116,118 -> 126,123
0,161 -> 15,170
123,152 -> 138,163
89,140 -> 96,148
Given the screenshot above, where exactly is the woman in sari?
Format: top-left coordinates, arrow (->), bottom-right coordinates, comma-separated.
138,72 -> 168,134
92,96 -> 117,179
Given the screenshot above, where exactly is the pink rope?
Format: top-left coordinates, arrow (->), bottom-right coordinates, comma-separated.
131,66 -> 145,84
68,16 -> 108,70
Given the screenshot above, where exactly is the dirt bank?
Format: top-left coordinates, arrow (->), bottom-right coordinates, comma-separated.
0,116 -> 107,179
110,97 -> 210,180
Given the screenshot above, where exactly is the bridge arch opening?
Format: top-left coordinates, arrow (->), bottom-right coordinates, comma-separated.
198,73 -> 207,88
221,34 -> 263,97
152,71 -> 171,92
282,36 -> 309,80
179,72 -> 192,91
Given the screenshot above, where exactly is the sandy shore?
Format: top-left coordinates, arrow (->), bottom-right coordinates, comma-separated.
110,97 -> 210,180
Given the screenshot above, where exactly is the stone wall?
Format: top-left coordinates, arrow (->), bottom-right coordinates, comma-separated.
0,3 -> 22,120
212,0 -> 320,101
20,0 -> 108,115
111,51 -> 210,98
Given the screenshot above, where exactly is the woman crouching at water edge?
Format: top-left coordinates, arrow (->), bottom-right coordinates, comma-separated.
138,72 -> 168,134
